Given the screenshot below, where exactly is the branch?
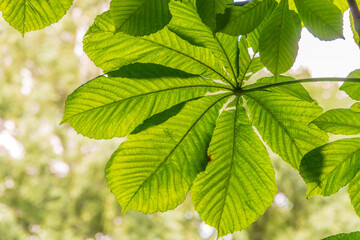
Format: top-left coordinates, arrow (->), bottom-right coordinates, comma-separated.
348,0 -> 360,39
241,77 -> 360,94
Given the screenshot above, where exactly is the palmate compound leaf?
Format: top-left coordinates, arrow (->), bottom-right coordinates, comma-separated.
216,0 -> 277,36
294,0 -> 344,40
300,138 -> 360,197
259,0 -> 302,76
340,69 -> 360,101
244,77 -> 328,169
61,63 -> 231,139
191,96 -> 277,237
83,9 -> 231,86
110,0 -> 171,36
0,0 -> 73,36
322,232 -> 360,240
105,94 -> 231,213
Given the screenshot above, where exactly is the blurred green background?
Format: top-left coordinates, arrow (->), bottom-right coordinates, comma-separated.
0,1 -> 359,239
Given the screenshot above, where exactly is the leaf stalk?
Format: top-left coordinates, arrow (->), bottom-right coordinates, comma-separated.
348,0 -> 360,39
241,77 -> 360,94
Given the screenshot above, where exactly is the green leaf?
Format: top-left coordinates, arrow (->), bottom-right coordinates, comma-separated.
62,63 -> 231,139
340,69 -> 360,101
83,11 -> 230,85
166,0 -> 239,82
251,76 -> 316,103
191,97 -> 276,237
300,138 -> 360,197
216,0 -> 277,36
349,171 -> 360,217
0,0 -> 73,36
322,232 -> 360,240
110,0 -> 171,36
238,36 -> 264,83
351,102 -> 360,113
247,1 -> 278,53
244,79 -> 328,169
105,94 -> 229,213
259,0 -> 302,75
196,0 -> 228,30
332,0 -> 350,13
312,109 -> 360,135
294,0 -> 344,40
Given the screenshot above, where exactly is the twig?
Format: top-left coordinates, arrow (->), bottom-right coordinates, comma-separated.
347,0 -> 360,39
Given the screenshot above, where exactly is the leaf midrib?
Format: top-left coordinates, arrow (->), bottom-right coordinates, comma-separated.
123,93 -> 232,212
274,0 -> 287,77
216,96 -> 250,231
62,84 -> 232,123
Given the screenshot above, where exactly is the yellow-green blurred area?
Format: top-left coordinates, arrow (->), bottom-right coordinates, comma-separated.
0,1 -> 359,240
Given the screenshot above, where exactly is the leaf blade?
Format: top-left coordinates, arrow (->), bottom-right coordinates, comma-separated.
300,138 -> 360,197
259,0 -> 302,75
62,63 -> 230,139
340,69 -> 360,101
244,79 -> 328,169
349,171 -> 360,217
216,0 -> 277,36
191,97 -> 276,237
0,0 -> 73,35
166,0 -> 238,82
110,0 -> 171,36
196,0 -> 228,30
312,109 -> 360,135
83,11 -> 230,84
294,0 -> 343,40
322,232 -> 360,240
105,94 -> 229,213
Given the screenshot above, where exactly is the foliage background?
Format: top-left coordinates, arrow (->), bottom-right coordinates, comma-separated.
0,0 -> 359,239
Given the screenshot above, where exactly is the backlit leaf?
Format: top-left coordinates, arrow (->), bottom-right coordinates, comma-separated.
62,63 -> 231,139
300,138 -> 360,197
244,78 -> 328,169
0,0 -> 73,36
83,11 -> 230,84
322,232 -> 360,240
259,0 -> 302,75
110,0 -> 171,36
238,36 -> 264,82
196,0 -> 228,30
348,171 -> 360,217
312,109 -> 360,135
105,94 -> 229,213
166,0 -> 238,82
191,97 -> 276,237
340,69 -> 360,101
216,0 -> 277,35
294,0 -> 343,40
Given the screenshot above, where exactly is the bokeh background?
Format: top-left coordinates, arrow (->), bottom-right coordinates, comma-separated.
0,1 -> 360,239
